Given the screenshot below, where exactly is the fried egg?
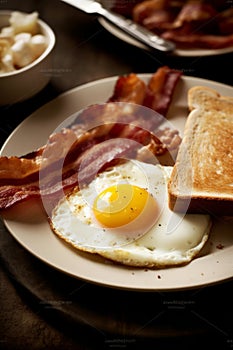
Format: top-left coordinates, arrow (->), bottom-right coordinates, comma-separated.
50,161 -> 212,268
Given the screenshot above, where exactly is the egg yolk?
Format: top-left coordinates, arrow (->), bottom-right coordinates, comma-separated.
93,184 -> 157,228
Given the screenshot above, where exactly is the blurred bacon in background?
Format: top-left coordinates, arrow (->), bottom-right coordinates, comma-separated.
109,0 -> 233,49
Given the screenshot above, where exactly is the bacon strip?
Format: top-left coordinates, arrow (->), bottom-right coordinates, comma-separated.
131,0 -> 233,49
108,73 -> 147,104
111,0 -> 142,17
0,124 -> 173,212
109,66 -> 182,116
143,66 -> 182,115
132,0 -> 181,34
162,30 -> 233,49
0,67 -> 182,212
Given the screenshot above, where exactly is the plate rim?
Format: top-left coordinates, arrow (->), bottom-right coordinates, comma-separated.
1,74 -> 233,291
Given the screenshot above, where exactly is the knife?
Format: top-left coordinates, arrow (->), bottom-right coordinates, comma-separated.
61,0 -> 176,53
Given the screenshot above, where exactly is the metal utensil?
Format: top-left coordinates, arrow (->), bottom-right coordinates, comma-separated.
61,0 -> 176,53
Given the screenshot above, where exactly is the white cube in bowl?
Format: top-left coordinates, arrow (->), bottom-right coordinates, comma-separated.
0,10 -> 56,105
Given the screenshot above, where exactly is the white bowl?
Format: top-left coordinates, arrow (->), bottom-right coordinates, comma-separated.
0,11 -> 56,105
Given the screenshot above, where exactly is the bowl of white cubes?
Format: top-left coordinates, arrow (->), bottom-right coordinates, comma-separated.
0,10 -> 56,105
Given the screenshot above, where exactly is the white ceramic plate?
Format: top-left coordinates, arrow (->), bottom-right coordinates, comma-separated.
1,75 -> 233,291
99,17 -> 233,57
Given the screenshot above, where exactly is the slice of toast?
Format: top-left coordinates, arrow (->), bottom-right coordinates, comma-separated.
168,86 -> 233,216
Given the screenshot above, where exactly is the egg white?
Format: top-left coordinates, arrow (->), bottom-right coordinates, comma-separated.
50,161 -> 212,268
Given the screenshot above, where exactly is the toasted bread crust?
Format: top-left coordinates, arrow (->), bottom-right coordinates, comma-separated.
168,86 -> 233,216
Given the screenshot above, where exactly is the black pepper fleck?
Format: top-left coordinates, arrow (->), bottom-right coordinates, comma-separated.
216,243 -> 224,249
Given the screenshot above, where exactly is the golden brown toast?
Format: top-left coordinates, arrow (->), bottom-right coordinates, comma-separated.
168,86 -> 233,216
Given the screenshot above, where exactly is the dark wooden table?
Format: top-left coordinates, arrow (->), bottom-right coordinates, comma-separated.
0,1 -> 233,349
